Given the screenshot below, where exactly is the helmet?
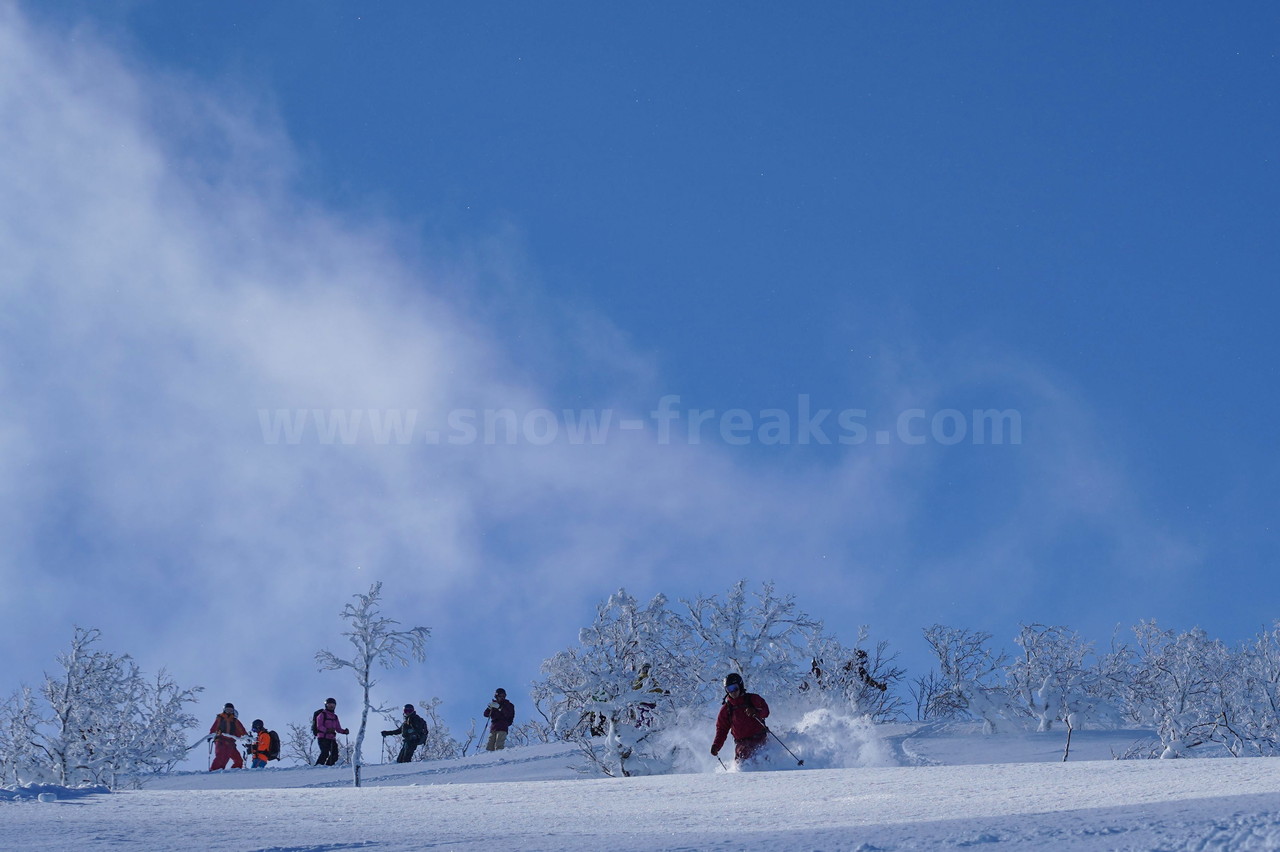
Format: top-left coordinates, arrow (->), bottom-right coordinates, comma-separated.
724,673 -> 745,692
251,719 -> 264,731
404,704 -> 415,713
494,688 -> 506,697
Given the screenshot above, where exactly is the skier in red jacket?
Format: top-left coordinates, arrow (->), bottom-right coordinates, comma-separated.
209,702 -> 247,770
711,673 -> 770,763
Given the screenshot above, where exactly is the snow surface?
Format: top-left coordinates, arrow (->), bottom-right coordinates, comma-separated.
6,725 -> 1280,851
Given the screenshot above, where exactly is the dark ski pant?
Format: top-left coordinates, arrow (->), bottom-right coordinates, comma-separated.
397,738 -> 421,763
734,733 -> 767,763
317,737 -> 340,765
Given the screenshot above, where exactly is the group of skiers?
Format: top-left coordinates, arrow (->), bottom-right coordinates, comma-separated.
207,703 -> 276,771
207,689 -> 517,771
211,675 -> 779,771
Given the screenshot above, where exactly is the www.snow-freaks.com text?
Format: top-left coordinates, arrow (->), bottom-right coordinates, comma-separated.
257,395 -> 1022,448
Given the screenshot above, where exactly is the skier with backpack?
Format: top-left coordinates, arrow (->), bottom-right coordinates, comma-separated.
711,673 -> 771,764
312,698 -> 349,766
483,688 -> 516,751
247,719 -> 280,768
208,702 -> 247,771
381,703 -> 428,763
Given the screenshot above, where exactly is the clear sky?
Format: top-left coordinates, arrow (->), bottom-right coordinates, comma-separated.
2,1 -> 1277,748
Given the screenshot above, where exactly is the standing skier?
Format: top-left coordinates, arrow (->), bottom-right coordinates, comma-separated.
312,698 -> 349,766
483,688 -> 516,751
248,719 -> 272,768
382,703 -> 428,763
711,673 -> 770,764
208,702 -> 247,771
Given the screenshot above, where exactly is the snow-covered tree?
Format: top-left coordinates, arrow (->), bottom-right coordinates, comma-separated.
922,625 -> 1012,732
0,628 -> 200,788
537,589 -> 692,777
506,718 -> 555,747
683,580 -> 823,697
315,582 -> 430,786
804,628 -> 906,721
1007,624 -> 1092,731
1227,622 -> 1280,756
908,670 -> 958,721
400,698 -> 462,761
536,582 -> 901,776
1122,621 -> 1233,758
284,722 -> 317,766
0,687 -> 43,786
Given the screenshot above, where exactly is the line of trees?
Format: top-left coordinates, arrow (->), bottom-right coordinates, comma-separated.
912,620 -> 1280,759
530,584 -> 1280,770
5,582 -> 1279,787
531,581 -> 904,777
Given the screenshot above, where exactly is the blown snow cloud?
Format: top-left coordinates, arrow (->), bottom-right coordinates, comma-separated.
0,2 -> 1196,739
0,5 -> 894,716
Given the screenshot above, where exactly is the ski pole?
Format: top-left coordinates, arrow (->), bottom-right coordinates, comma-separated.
762,725 -> 804,766
479,719 -> 490,751
716,755 -> 728,771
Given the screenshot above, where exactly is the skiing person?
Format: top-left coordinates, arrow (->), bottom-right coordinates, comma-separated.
483,688 -> 515,751
208,702 -> 247,771
312,697 -> 349,766
381,703 -> 428,763
248,719 -> 272,769
710,673 -> 771,764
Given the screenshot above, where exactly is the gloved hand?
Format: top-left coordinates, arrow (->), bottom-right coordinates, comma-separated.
488,701 -> 500,710
710,746 -> 720,757
340,728 -> 349,735
380,731 -> 391,737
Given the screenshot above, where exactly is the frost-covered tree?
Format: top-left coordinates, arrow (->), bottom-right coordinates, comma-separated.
457,717 -> 480,757
284,722 -> 317,766
1227,622 -> 1280,756
506,718 -> 555,747
535,582 -> 901,776
0,628 -> 200,788
922,625 -> 1012,732
0,687 -> 43,786
1007,624 -> 1092,731
538,589 -> 692,777
413,698 -> 458,760
1122,621 -> 1233,758
683,580 -> 824,697
804,628 -> 906,721
315,582 -> 430,787
908,670 -> 959,721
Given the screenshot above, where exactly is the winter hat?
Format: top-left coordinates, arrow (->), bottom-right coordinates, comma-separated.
404,703 -> 415,713
325,697 -> 337,705
251,719 -> 264,731
723,673 -> 745,693
495,688 -> 506,697
224,703 -> 235,709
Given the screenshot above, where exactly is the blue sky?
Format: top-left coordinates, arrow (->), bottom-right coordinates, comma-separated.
2,2 -> 1277,749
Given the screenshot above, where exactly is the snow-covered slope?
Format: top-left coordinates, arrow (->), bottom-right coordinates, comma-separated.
6,727 -> 1280,850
